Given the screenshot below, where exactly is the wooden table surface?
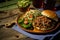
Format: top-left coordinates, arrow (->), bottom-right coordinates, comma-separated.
0,8 -> 34,40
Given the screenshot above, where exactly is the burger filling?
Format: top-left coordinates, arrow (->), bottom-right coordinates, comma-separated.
33,16 -> 57,30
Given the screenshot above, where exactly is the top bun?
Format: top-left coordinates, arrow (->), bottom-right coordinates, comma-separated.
41,10 -> 58,21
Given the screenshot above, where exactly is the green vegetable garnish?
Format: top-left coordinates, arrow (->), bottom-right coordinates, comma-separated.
18,18 -> 33,29
18,18 -> 23,23
21,21 -> 32,28
18,0 -> 31,7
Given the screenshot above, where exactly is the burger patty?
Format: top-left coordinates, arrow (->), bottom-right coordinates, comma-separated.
33,16 -> 57,30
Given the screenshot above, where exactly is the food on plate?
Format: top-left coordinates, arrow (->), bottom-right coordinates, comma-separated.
18,10 -> 41,29
18,18 -> 33,29
41,10 -> 58,21
18,10 -> 58,32
33,10 -> 58,30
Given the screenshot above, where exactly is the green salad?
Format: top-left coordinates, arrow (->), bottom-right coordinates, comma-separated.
18,10 -> 42,30
18,18 -> 33,29
18,0 -> 31,7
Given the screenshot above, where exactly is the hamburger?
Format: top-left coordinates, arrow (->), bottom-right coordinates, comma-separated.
33,10 -> 58,31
